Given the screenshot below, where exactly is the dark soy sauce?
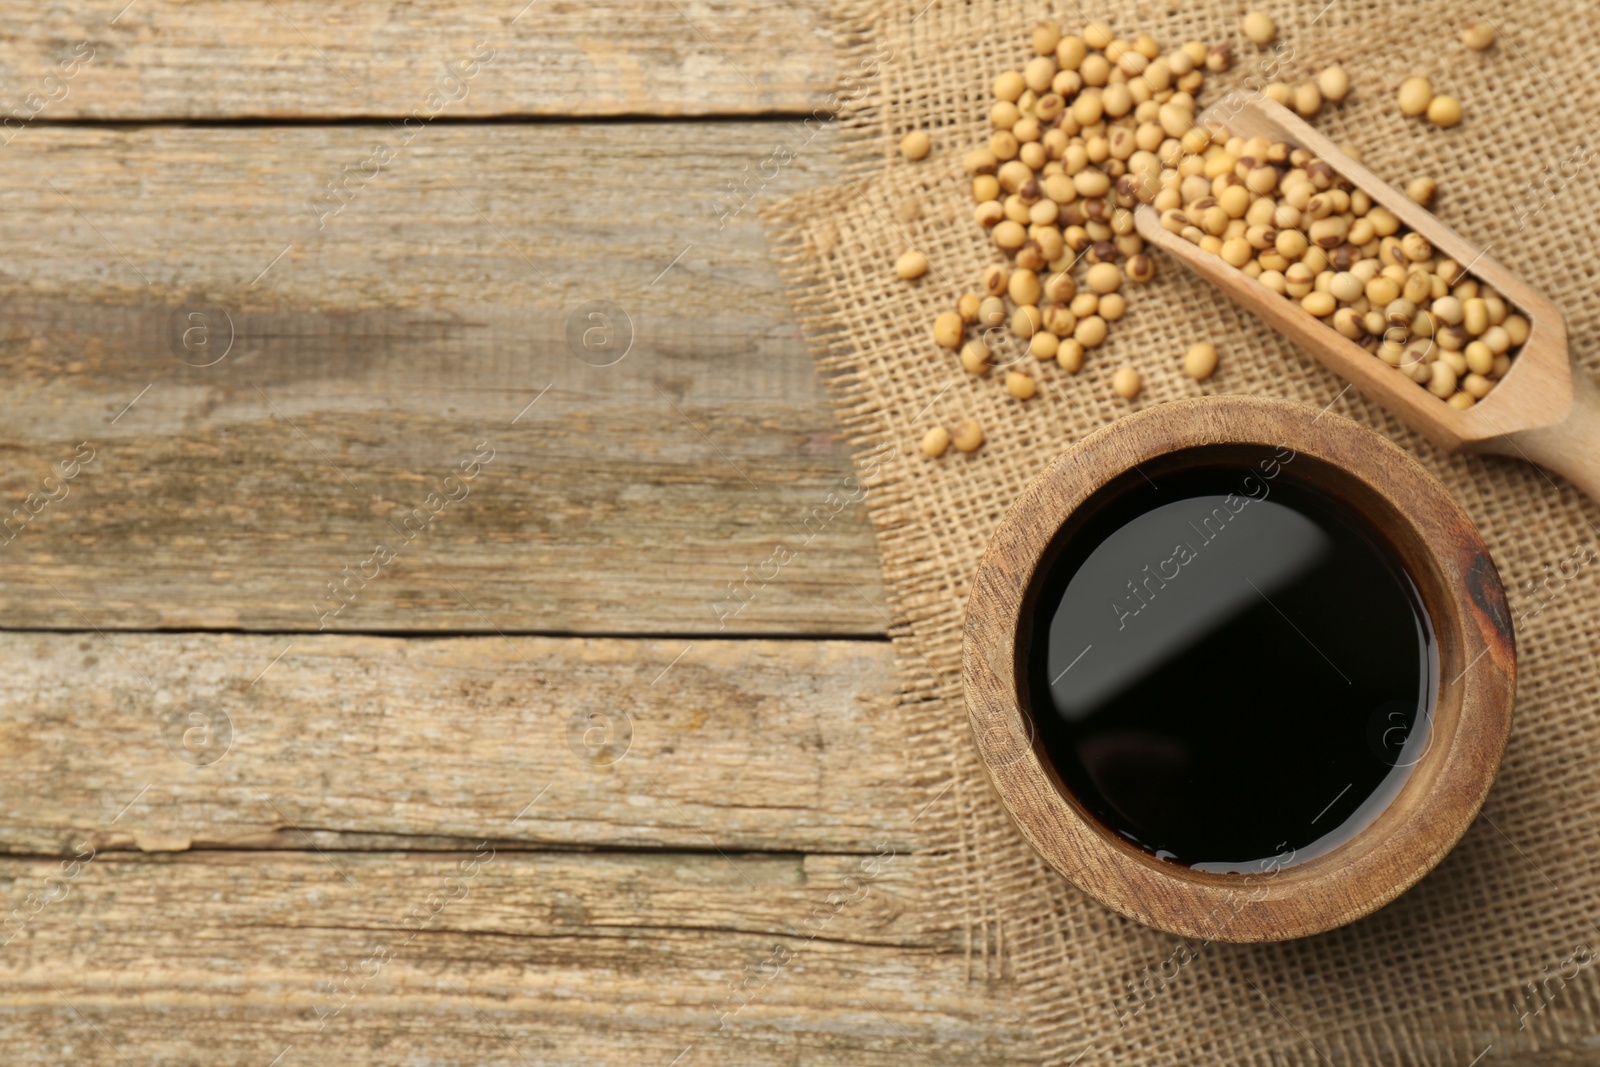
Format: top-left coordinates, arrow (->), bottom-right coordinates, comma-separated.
1025,450 -> 1437,873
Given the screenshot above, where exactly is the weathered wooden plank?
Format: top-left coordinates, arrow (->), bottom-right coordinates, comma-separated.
0,851 -> 1034,1066
0,633 -> 914,856
0,1 -> 836,120
0,122 -> 884,633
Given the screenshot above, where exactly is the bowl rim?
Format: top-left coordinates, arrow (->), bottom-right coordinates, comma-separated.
961,394 -> 1516,943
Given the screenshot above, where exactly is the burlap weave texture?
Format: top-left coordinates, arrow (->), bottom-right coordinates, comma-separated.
763,1 -> 1600,1063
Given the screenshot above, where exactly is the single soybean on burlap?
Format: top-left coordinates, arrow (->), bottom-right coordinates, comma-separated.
763,1 -> 1600,1063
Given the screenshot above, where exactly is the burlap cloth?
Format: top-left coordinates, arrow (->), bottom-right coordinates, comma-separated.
762,1 -> 1600,1062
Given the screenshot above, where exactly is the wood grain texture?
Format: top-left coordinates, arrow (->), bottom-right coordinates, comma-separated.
963,396 -> 1514,943
0,632 -> 1031,1064
0,850 -> 1033,1066
0,1 -> 837,120
0,633 -> 912,856
0,122 -> 884,634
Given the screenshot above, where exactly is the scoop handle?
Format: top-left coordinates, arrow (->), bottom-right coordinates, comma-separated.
1476,369 -> 1600,505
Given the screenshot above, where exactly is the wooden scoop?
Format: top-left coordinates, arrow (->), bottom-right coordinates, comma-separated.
1135,97 -> 1600,502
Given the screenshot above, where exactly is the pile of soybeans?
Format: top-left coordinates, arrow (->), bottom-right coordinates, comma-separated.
909,14 -> 1521,458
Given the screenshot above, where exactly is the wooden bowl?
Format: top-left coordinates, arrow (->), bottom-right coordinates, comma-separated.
962,395 -> 1515,942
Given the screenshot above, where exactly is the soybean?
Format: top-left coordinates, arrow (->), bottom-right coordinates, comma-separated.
1398,76 -> 1433,117
1057,338 -> 1086,373
961,340 -> 992,375
1086,262 -> 1122,294
1183,342 -> 1218,381
951,419 -> 985,452
1426,94 -> 1463,128
1462,22 -> 1495,50
1242,11 -> 1275,44
1006,371 -> 1038,399
896,251 -> 929,279
900,130 -> 931,160
1317,66 -> 1350,104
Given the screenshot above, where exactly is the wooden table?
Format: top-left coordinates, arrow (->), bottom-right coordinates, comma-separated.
0,3 -> 1036,1063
